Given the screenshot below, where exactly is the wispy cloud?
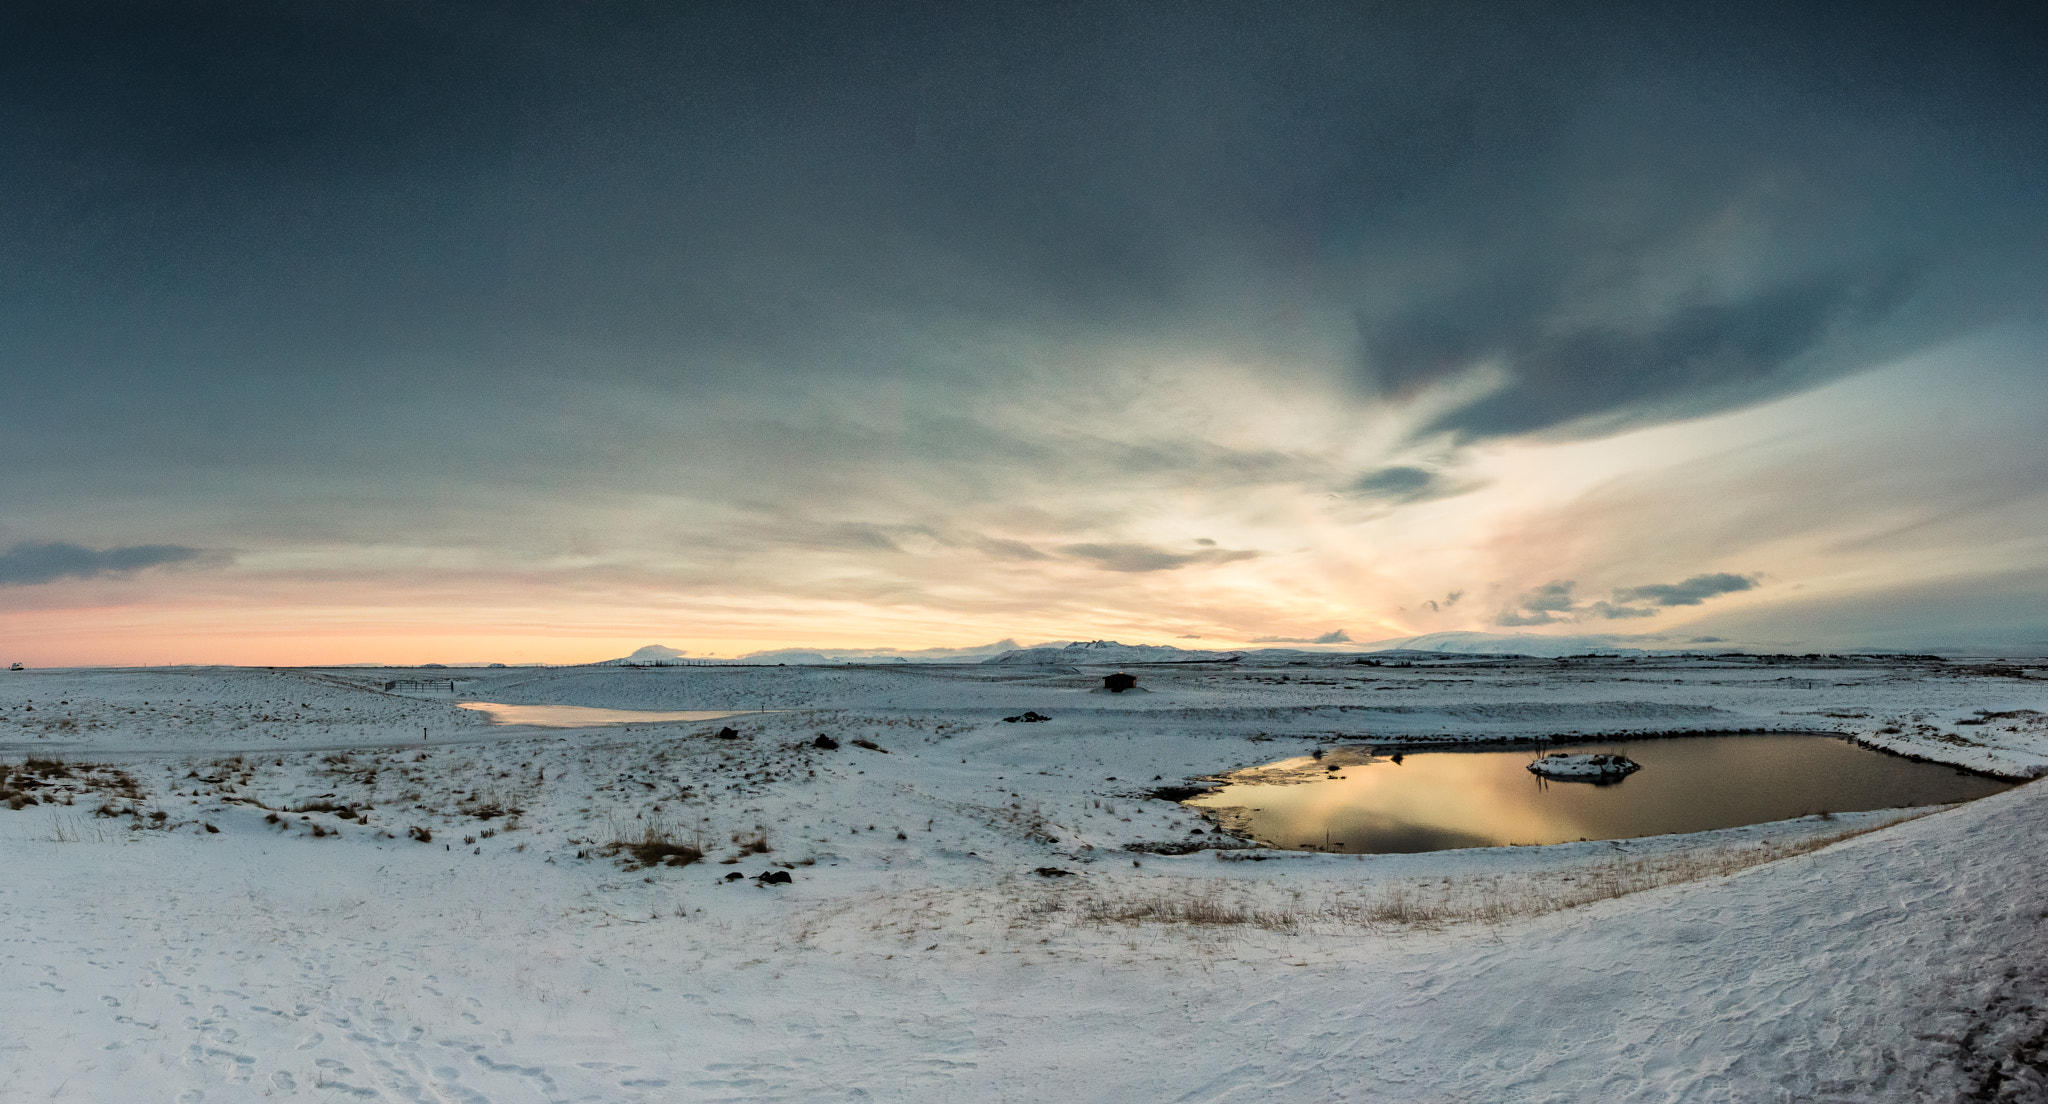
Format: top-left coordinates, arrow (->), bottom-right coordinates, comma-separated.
1059,543 -> 1259,573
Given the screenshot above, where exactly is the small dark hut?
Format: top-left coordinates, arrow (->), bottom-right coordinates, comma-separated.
1102,672 -> 1137,693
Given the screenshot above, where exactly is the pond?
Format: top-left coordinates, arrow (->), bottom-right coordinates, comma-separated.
457,703 -> 768,727
1185,733 -> 2012,854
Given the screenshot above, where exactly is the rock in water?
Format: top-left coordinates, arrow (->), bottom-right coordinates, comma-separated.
1528,752 -> 1642,781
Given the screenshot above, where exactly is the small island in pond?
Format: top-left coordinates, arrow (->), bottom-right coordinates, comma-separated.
1529,752 -> 1643,781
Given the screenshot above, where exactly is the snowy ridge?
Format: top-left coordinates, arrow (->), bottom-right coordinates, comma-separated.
983,639 -> 1247,665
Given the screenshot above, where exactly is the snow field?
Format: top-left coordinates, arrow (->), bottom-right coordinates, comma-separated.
2,656 -> 2046,1101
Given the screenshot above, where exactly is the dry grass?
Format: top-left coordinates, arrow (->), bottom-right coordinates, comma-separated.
2,758 -> 143,811
602,815 -> 706,869
1051,815 -> 1921,935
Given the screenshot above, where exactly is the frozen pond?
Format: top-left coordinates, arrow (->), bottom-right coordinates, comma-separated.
1187,733 -> 2013,853
457,702 -> 768,727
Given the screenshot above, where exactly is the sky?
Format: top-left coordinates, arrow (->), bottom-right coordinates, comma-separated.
4,1 -> 2047,665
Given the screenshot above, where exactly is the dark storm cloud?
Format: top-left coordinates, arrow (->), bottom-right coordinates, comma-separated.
1615,573 -> 1759,607
0,541 -> 213,586
2,2 -> 2043,493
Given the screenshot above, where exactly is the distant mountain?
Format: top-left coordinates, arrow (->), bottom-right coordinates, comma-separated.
1354,631 -> 1657,657
598,640 -> 1022,666
982,640 -> 1244,665
741,640 -> 1021,663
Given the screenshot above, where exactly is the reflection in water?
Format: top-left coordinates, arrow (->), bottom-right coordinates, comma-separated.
1187,734 -> 2012,854
458,702 -> 767,727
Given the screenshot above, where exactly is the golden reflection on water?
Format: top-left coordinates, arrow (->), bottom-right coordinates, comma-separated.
1187,734 -> 2012,853
456,703 -> 763,727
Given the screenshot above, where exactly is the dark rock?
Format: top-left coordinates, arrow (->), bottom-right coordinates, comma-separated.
850,738 -> 887,753
1033,867 -> 1076,877
725,871 -> 745,881
716,726 -> 740,739
757,870 -> 792,885
1003,711 -> 1053,723
812,734 -> 840,749
1102,673 -> 1137,693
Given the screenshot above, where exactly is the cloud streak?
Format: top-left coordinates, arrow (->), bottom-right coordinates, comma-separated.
1615,573 -> 1759,607
1496,574 -> 1758,626
0,541 -> 215,587
1059,543 -> 1260,574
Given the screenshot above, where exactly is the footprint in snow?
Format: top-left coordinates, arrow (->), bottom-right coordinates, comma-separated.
270,1071 -> 296,1091
296,1032 -> 324,1049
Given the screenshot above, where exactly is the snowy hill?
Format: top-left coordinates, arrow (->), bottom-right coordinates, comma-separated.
1358,631 -> 1659,657
983,640 -> 1245,665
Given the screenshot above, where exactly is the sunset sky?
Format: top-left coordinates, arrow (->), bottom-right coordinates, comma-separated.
4,2 -> 2046,665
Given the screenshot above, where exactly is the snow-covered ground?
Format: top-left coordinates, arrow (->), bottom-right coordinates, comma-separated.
2,655 -> 2045,1101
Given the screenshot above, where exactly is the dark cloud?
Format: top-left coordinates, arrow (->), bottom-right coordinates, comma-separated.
1251,629 -> 1352,644
1351,465 -> 1478,505
1495,585 -> 1573,626
1498,573 -> 1758,624
1060,543 -> 1259,573
0,541 -> 212,586
1615,573 -> 1759,607
2,1 -> 2043,583
1379,272 -> 1920,441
